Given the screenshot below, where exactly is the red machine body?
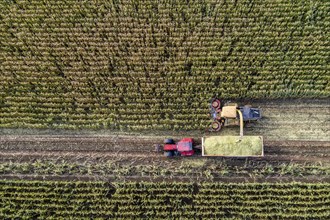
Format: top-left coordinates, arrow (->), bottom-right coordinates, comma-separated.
163,138 -> 195,157
163,144 -> 177,151
180,150 -> 195,156
177,138 -> 193,152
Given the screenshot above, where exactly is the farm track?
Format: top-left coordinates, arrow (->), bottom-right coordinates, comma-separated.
0,136 -> 329,183
0,135 -> 329,163
0,99 -> 329,181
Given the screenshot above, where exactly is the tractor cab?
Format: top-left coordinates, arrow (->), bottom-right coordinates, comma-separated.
177,138 -> 194,156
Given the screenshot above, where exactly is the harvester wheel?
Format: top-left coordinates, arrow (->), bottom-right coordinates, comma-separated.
211,98 -> 221,109
211,121 -> 222,131
164,138 -> 175,144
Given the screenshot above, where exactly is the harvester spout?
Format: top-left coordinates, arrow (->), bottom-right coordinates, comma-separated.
237,110 -> 244,141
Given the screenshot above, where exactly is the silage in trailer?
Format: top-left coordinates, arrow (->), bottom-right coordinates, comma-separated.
202,136 -> 263,157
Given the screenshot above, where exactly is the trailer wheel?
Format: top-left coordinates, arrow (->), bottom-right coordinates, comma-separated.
211,121 -> 221,131
211,98 -> 221,109
164,138 -> 175,144
164,151 -> 173,157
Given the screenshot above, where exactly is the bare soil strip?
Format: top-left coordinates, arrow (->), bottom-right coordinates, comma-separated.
0,136 -> 329,182
0,99 -> 328,181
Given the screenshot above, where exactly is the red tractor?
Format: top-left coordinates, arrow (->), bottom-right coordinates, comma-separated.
160,138 -> 195,157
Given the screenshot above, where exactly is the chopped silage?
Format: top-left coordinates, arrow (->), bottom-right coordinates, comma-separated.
203,136 -> 263,156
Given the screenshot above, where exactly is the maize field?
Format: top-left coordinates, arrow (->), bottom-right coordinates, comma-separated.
1,180 -> 330,219
1,0 -> 329,219
0,0 -> 329,130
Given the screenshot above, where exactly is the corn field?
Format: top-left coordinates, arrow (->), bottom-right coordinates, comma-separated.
0,0 -> 329,130
1,180 -> 330,219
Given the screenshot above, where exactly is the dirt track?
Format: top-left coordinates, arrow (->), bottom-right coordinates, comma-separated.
0,135 -> 329,182
0,135 -> 329,163
0,99 -> 329,182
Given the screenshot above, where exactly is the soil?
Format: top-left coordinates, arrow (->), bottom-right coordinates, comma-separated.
0,99 -> 329,182
0,135 -> 329,182
0,136 -> 329,161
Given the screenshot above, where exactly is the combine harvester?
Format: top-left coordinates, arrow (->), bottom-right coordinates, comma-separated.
158,98 -> 263,157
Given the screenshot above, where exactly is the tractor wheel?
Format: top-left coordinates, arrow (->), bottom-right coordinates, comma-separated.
164,138 -> 175,144
211,98 -> 221,109
211,121 -> 222,131
164,151 -> 173,157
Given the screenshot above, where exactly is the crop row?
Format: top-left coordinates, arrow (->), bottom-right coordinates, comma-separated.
0,0 -> 329,130
1,180 -> 330,219
0,159 -> 329,179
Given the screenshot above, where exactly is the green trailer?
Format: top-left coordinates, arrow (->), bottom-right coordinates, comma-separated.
202,136 -> 264,157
